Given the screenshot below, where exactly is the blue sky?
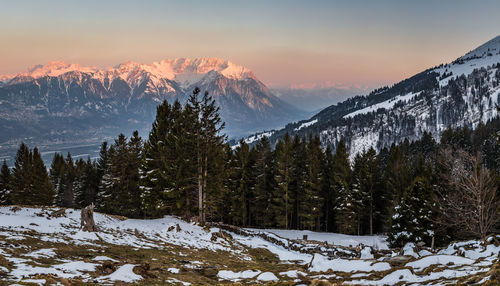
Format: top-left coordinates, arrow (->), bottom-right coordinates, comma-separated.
1,0 -> 499,87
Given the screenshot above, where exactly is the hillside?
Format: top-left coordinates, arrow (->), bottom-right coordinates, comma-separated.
243,36 -> 500,156
0,206 -> 498,285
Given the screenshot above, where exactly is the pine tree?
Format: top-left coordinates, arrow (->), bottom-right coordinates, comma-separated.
252,136 -> 275,227
49,153 -> 66,206
363,147 -> 386,234
322,145 -> 336,232
349,151 -> 367,235
73,158 -> 99,208
0,161 -> 12,205
10,143 -> 31,205
290,135 -> 307,229
385,145 -> 411,209
388,177 -> 436,247
302,135 -> 325,231
332,139 -> 351,233
139,100 -> 172,218
60,153 -> 75,207
31,147 -> 54,205
199,90 -> 227,223
126,131 -> 143,218
228,140 -> 253,226
271,134 -> 294,229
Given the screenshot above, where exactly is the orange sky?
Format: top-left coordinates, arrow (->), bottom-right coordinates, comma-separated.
1,0 -> 500,88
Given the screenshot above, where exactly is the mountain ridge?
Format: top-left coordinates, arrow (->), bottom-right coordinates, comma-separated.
0,57 -> 306,161
241,35 -> 500,157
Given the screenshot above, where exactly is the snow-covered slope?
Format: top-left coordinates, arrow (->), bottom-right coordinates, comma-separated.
0,206 -> 497,285
0,58 -> 305,151
252,35 -> 500,157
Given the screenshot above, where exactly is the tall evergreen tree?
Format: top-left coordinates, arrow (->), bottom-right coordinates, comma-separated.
140,101 -> 173,218
32,147 -> 54,205
332,139 -> 351,233
388,177 -> 436,247
252,136 -> 275,227
302,135 -> 325,231
10,143 -> 32,205
49,153 -> 66,206
0,161 -> 11,205
228,140 -> 253,226
272,133 -> 294,229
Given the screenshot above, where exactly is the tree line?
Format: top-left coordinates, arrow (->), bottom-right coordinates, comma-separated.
0,88 -> 498,248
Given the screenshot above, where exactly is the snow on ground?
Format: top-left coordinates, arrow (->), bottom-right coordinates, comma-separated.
218,269 -> 261,281
244,131 -> 274,144
294,119 -> 318,131
232,233 -> 313,263
0,206 -> 234,252
249,228 -> 389,250
309,253 -> 391,273
406,255 -> 474,272
344,92 -> 419,119
98,264 -> 143,283
0,206 -> 497,285
257,271 -> 279,282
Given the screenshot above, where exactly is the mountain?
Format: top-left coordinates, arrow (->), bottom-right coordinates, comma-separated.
244,35 -> 500,157
0,58 -> 305,156
272,84 -> 371,112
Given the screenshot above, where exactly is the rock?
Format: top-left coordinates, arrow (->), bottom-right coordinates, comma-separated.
50,208 -> 66,218
384,255 -> 412,266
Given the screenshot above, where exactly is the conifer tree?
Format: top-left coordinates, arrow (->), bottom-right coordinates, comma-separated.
73,158 -> 98,208
322,145 -> 336,231
349,151 -> 367,235
49,153 -> 66,206
31,147 -> 54,205
60,153 -> 75,207
332,139 -> 351,233
388,177 -> 436,247
199,90 -> 227,223
139,101 -> 173,218
10,143 -> 32,205
252,136 -> 275,227
272,133 -> 294,229
302,135 -> 325,231
291,135 -> 307,229
228,140 -> 253,226
0,161 -> 11,205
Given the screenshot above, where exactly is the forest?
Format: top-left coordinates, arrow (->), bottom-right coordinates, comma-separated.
0,88 -> 498,248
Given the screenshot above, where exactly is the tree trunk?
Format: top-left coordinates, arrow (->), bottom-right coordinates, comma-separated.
203,154 -> 208,223
370,201 -> 373,235
81,203 -> 97,232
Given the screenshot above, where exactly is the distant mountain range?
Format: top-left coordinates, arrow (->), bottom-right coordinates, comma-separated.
272,85 -> 370,112
240,35 -> 500,157
0,58 -> 306,153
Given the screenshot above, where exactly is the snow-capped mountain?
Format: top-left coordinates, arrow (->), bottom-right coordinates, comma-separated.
0,58 -> 304,147
248,35 -> 500,156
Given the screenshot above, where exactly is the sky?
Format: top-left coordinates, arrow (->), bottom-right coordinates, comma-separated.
1,0 -> 500,88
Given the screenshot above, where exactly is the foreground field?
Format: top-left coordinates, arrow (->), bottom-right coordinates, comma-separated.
0,206 -> 498,285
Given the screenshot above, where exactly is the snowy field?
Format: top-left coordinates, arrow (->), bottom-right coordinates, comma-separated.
0,206 -> 498,285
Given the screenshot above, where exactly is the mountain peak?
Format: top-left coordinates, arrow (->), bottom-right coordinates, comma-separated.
8,58 -> 255,87
21,61 -> 98,78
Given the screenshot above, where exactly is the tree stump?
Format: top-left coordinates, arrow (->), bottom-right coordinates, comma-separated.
81,203 -> 97,232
